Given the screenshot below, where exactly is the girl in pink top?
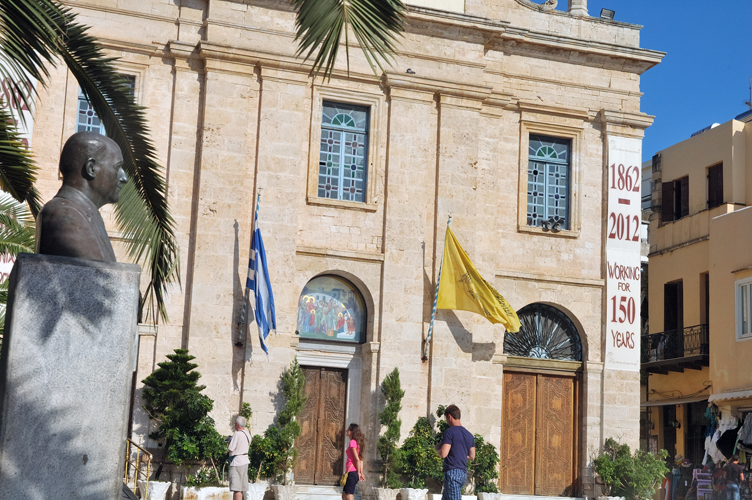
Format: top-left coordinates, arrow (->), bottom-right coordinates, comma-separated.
342,423 -> 365,500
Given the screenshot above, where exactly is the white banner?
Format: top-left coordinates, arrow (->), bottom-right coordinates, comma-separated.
605,136 -> 643,371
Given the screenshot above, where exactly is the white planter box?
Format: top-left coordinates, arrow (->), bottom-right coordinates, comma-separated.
401,488 -> 429,500
137,480 -> 171,500
181,486 -> 233,500
373,488 -> 399,500
428,494 -> 476,500
477,493 -> 498,500
247,482 -> 269,500
272,484 -> 297,500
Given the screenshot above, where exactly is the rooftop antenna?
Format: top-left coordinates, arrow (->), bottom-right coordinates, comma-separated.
745,77 -> 752,110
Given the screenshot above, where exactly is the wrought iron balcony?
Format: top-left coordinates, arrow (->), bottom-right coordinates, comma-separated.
641,324 -> 709,374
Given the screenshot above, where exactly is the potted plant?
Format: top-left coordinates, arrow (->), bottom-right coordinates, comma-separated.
468,434 -> 499,500
181,466 -> 229,500
399,416 -> 442,500
374,368 -> 405,500
141,349 -> 228,499
246,359 -> 306,500
592,438 -> 668,500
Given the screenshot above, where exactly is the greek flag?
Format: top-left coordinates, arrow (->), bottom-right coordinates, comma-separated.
246,194 -> 276,354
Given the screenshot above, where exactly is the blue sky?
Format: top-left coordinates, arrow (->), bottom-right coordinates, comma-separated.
555,0 -> 752,161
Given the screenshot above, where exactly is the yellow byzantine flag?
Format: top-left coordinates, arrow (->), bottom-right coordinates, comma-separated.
436,227 -> 521,332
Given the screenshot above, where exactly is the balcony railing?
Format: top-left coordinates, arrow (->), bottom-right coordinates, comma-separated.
641,324 -> 709,373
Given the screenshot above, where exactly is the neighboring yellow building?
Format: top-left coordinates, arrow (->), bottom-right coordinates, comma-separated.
643,112 -> 752,466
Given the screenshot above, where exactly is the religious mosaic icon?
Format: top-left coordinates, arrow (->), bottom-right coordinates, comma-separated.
296,275 -> 365,343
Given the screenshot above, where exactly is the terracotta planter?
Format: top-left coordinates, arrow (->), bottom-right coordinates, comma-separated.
137,480 -> 171,500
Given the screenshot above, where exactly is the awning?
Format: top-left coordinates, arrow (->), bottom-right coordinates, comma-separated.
641,395 -> 709,407
709,389 -> 752,403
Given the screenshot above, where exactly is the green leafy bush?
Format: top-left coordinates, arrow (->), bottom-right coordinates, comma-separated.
141,349 -> 227,477
184,465 -> 225,487
592,438 -> 668,500
240,402 -> 253,421
377,368 -> 405,489
469,434 -> 499,494
399,417 -> 442,489
248,358 -> 307,484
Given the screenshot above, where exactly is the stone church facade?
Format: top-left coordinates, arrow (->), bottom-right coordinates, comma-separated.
29,0 -> 662,495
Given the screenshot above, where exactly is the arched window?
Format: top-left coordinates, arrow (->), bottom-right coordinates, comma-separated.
296,275 -> 366,344
503,303 -> 582,361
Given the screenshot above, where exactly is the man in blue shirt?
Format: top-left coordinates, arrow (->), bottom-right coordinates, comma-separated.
436,405 -> 476,500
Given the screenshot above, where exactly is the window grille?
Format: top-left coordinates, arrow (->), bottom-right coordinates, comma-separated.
76,75 -> 135,135
527,134 -> 571,229
318,101 -> 369,203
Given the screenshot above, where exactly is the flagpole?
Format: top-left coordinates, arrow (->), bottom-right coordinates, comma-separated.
236,189 -> 262,346
423,214 -> 451,360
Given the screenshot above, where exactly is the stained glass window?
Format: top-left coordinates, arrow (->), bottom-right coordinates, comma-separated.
296,276 -> 366,344
527,134 -> 571,229
319,101 -> 369,203
76,75 -> 135,135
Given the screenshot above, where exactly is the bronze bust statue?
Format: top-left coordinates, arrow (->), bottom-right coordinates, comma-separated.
36,132 -> 128,262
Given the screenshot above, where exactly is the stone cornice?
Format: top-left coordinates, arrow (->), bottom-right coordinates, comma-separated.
98,38 -> 163,57
601,109 -> 655,130
517,101 -> 592,121
296,246 -> 385,263
406,5 -> 509,35
485,69 -> 643,98
496,269 -> 604,288
502,26 -> 664,72
384,72 -> 491,103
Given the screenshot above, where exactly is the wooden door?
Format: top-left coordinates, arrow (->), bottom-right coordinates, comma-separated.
294,367 -> 348,485
534,375 -> 575,496
501,371 -> 577,496
501,372 -> 536,494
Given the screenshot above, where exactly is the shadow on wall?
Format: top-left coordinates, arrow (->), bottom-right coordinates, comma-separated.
0,255 -> 133,499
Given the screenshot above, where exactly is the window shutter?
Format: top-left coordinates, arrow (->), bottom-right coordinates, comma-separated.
662,181 -> 674,223
680,176 -> 689,217
708,163 -> 723,209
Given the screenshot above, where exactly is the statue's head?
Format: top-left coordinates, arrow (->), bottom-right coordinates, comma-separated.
59,132 -> 128,208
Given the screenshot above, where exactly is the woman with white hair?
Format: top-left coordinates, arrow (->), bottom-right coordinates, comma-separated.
228,416 -> 252,500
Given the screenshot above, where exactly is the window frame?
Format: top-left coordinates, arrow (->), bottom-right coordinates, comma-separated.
707,162 -> 723,210
526,134 -> 572,231
74,73 -> 138,136
736,277 -> 752,341
307,87 -> 382,212
517,119 -> 583,238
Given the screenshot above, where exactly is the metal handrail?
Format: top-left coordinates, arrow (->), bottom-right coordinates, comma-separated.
124,438 -> 152,498
641,324 -> 709,363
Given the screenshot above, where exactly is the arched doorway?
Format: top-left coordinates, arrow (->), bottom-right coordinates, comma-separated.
294,275 -> 367,485
501,303 -> 583,496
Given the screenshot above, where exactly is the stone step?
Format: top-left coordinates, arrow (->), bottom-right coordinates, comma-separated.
294,484 -> 363,500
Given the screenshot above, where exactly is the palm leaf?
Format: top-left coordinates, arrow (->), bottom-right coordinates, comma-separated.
291,0 -> 405,79
0,108 -> 41,215
0,0 -> 179,321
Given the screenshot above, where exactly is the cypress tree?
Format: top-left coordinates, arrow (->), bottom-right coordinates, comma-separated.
377,367 -> 405,488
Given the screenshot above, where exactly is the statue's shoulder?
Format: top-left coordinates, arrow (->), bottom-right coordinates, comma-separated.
39,190 -> 91,222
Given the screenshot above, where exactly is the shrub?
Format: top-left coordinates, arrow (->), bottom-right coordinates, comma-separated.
399,417 -> 442,489
248,358 -> 307,484
592,438 -> 668,500
141,349 -> 227,478
377,368 -> 405,489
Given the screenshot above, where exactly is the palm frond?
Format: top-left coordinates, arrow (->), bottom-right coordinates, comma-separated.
0,107 -> 41,215
0,0 -> 180,321
291,0 -> 405,79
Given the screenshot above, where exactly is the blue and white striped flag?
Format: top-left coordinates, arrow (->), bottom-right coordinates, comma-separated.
246,194 -> 276,354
